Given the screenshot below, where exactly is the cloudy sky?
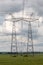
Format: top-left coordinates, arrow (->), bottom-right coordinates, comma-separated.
0,0 -> 43,52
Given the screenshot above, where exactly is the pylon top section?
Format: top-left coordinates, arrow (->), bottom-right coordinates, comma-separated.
5,13 -> 39,22
5,0 -> 39,22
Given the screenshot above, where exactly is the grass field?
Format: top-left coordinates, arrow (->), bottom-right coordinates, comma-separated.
0,54 -> 43,65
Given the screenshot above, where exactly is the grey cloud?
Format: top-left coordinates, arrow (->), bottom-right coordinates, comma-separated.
30,0 -> 43,16
0,0 -> 22,14
0,4 -> 22,14
23,0 -> 43,16
34,43 -> 43,46
0,0 -> 43,16
0,0 -> 23,24
0,16 -> 5,24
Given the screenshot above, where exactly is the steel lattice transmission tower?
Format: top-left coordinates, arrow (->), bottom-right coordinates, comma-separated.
5,0 -> 39,56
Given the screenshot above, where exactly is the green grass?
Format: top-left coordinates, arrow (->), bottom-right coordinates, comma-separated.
0,54 -> 43,65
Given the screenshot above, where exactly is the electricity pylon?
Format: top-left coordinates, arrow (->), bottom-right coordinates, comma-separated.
5,15 -> 39,56
5,0 -> 39,56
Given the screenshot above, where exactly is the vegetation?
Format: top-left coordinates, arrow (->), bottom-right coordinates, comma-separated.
0,54 -> 43,65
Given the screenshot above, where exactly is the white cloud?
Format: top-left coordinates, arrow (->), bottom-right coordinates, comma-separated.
38,26 -> 43,36
0,25 -> 3,33
39,17 -> 43,22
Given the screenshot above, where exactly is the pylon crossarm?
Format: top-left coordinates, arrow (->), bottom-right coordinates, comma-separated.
23,18 -> 39,22
5,17 -> 39,23
5,18 -> 21,22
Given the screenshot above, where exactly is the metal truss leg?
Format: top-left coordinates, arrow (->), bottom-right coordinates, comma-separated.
11,21 -> 17,56
27,21 -> 34,56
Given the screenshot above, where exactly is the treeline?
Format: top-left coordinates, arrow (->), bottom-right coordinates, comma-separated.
0,52 -> 43,54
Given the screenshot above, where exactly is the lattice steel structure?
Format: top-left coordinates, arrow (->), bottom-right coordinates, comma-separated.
5,0 -> 39,56
11,21 -> 17,54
